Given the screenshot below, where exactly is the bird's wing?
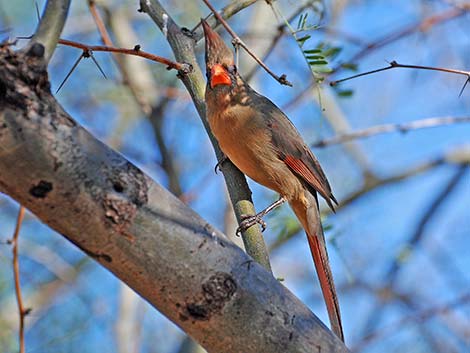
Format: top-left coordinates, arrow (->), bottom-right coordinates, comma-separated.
252,92 -> 337,210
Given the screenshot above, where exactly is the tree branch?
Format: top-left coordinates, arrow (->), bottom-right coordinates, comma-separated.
27,0 -> 71,64
0,46 -> 348,353
139,0 -> 273,272
57,39 -> 191,72
359,164 -> 469,337
330,61 -> 470,92
96,4 -> 185,197
10,206 -> 27,353
192,0 -> 259,42
312,116 -> 470,147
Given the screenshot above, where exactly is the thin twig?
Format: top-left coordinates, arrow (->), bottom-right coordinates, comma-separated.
333,6 -> 470,75
313,116 -> 470,147
330,61 -> 470,88
201,0 -> 292,86
192,0 -> 258,42
359,165 -> 469,340
353,292 -> 470,352
11,206 -> 27,353
282,6 -> 470,110
92,2 -> 185,196
88,0 -> 113,47
58,39 -> 191,73
245,1 -> 313,82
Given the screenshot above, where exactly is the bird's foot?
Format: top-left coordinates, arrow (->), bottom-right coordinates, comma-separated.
236,214 -> 267,236
214,155 -> 228,174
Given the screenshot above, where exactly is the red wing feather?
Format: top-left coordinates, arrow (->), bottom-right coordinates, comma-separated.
284,155 -> 334,207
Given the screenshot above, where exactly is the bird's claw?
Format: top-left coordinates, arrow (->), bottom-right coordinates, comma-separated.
214,155 -> 228,174
236,214 -> 267,236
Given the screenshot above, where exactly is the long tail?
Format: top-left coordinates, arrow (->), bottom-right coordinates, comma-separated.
290,191 -> 344,342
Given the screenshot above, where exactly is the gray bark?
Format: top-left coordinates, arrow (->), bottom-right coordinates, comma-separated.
0,46 -> 348,352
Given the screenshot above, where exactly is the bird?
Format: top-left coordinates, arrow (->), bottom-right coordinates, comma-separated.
202,19 -> 344,342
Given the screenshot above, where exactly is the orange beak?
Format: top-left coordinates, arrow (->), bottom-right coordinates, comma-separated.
210,64 -> 231,88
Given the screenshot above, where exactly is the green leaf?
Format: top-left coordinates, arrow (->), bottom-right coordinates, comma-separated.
322,46 -> 342,58
336,89 -> 354,97
296,14 -> 302,30
301,12 -> 309,29
341,63 -> 358,71
296,34 -> 311,44
312,65 -> 333,73
306,55 -> 324,60
309,60 -> 329,66
303,49 -> 322,54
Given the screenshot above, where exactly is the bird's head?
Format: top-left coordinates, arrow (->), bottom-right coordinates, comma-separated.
202,19 -> 237,90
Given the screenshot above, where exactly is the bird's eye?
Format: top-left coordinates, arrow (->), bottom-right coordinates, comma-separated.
227,65 -> 237,75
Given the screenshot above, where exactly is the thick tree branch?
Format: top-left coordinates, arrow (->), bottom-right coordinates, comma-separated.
0,47 -> 347,353
27,0 -> 71,63
139,0 -> 272,271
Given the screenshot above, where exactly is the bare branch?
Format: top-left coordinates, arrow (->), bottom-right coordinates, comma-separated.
359,165 -> 469,339
10,206 -> 27,353
332,6 -> 470,74
58,39 -> 192,72
88,0 -> 114,47
313,116 -> 470,147
353,292 -> 470,352
283,6 -> 470,110
245,1 -> 314,82
192,0 -> 259,42
98,5 -> 184,196
27,0 -> 71,63
330,61 -> 470,87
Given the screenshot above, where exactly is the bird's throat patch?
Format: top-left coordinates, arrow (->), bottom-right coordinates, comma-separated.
210,64 -> 231,88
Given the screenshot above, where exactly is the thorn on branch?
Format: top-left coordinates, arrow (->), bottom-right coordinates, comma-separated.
56,52 -> 85,93
55,39 -> 191,92
458,77 -> 470,98
89,52 -> 108,79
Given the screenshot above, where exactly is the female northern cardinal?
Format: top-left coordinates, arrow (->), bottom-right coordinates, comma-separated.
202,20 -> 344,342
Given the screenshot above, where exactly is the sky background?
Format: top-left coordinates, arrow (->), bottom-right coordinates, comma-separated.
0,0 -> 469,352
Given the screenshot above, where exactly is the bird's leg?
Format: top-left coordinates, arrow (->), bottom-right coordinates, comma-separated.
236,197 -> 286,236
214,154 -> 228,174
